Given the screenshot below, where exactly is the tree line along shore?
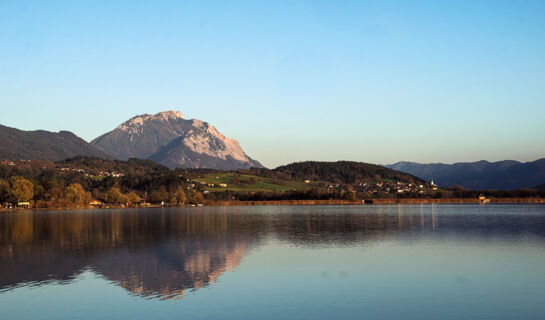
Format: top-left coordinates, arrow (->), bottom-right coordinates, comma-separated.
1,157 -> 544,210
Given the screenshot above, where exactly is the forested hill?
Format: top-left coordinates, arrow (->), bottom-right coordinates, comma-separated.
270,161 -> 425,184
57,157 -> 169,175
0,124 -> 111,161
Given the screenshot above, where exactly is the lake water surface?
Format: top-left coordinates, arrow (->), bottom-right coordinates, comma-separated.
1,204 -> 545,319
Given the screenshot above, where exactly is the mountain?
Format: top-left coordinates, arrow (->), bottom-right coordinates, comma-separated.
386,159 -> 545,190
91,111 -> 263,170
272,161 -> 425,184
0,124 -> 111,161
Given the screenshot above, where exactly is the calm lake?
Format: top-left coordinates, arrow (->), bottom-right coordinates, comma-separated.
1,204 -> 545,319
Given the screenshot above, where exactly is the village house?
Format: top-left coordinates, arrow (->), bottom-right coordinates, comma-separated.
89,200 -> 103,208
17,202 -> 31,208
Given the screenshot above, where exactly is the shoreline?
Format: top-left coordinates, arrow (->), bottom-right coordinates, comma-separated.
209,198 -> 545,206
1,197 -> 544,212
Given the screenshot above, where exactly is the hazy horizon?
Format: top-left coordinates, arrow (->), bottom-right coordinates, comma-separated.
1,1 -> 544,168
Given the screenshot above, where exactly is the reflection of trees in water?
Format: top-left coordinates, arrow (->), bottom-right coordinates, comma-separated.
1,206 -> 545,299
270,205 -> 545,247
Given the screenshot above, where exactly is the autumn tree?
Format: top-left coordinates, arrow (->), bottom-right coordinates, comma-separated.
151,186 -> 169,204
127,191 -> 141,205
64,183 -> 92,205
169,186 -> 187,205
192,191 -> 204,205
8,176 -> 34,202
105,187 -> 126,204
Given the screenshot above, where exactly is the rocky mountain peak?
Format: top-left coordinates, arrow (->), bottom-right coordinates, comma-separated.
91,111 -> 263,170
156,110 -> 184,120
117,111 -> 184,132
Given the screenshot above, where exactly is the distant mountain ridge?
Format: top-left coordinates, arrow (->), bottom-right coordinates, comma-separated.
91,111 -> 262,170
0,124 -> 111,161
386,159 -> 545,190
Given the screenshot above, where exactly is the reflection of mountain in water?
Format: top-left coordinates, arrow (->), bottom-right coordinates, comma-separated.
95,237 -> 249,300
0,208 -> 264,300
1,205 -> 545,300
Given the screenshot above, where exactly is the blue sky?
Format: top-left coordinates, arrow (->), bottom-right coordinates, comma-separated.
1,0 -> 544,168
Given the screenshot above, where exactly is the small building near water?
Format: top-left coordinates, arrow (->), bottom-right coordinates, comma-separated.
89,200 -> 103,208
17,202 -> 31,208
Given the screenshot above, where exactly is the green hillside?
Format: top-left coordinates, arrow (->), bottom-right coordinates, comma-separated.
192,172 -> 319,192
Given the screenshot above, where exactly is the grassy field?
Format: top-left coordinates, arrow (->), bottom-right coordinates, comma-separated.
192,173 -> 320,192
